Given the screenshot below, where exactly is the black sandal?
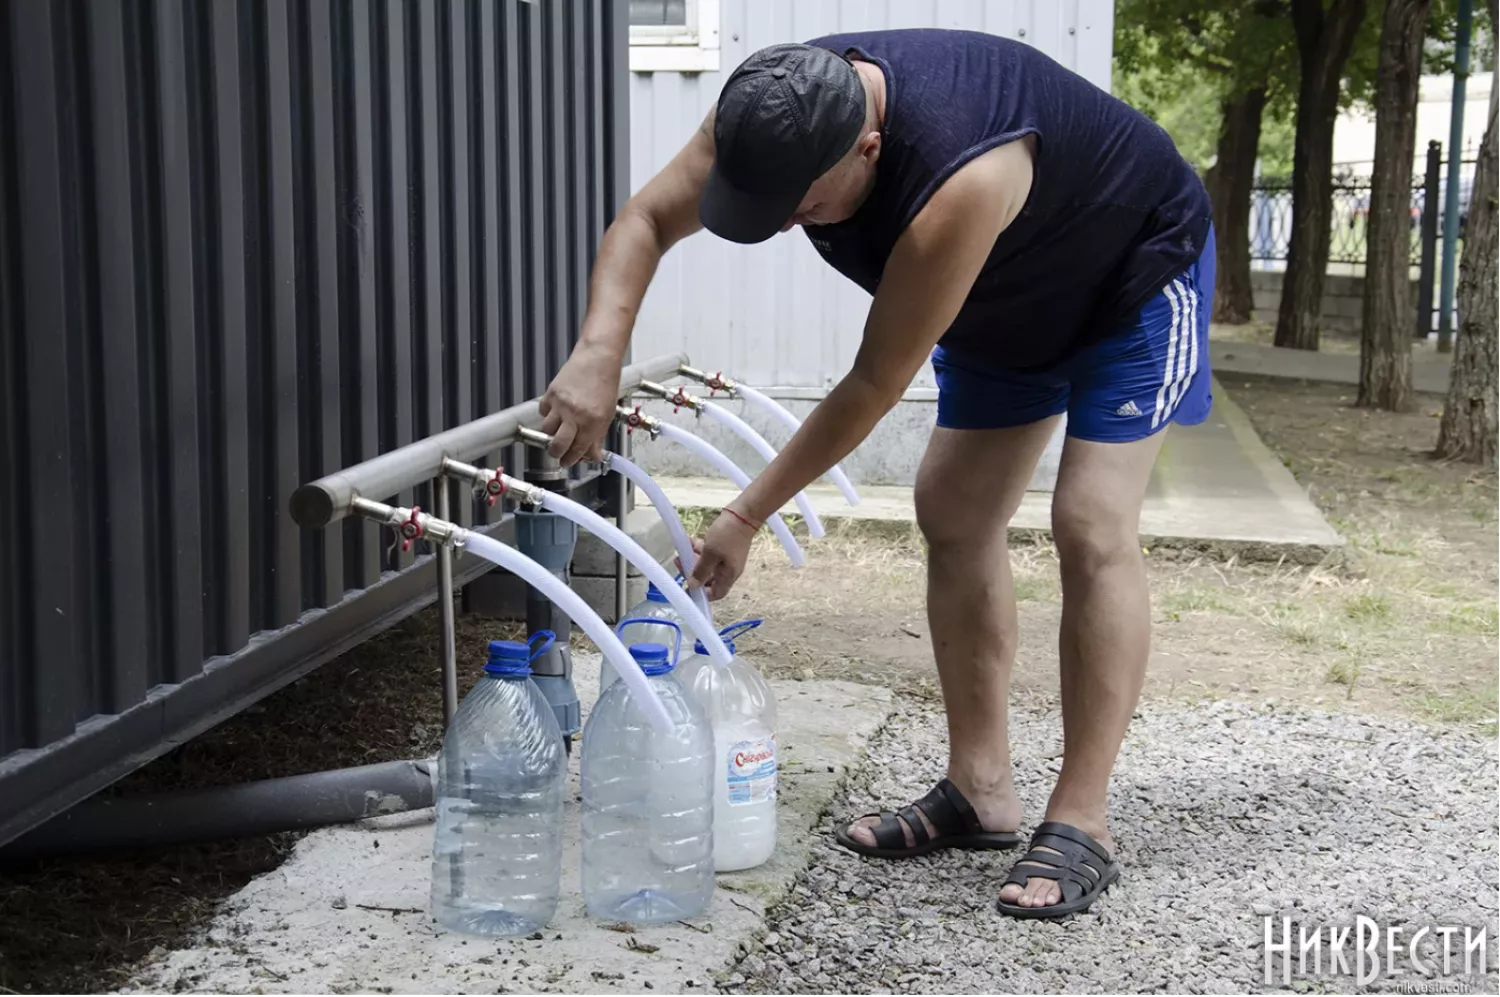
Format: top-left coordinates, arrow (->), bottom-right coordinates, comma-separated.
995,820 -> 1120,919
832,778 -> 1023,859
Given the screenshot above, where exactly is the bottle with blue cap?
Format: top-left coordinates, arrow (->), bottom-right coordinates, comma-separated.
599,578 -> 686,694
676,619 -> 777,872
430,632 -> 566,936
581,618 -> 714,923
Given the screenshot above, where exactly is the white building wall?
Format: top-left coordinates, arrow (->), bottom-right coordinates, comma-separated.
624,0 -> 1118,485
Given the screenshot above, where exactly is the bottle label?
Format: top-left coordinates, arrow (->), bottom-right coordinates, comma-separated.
726,734 -> 776,806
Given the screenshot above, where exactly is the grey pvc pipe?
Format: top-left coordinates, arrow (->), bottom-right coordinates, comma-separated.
0,759 -> 434,861
290,351 -> 689,528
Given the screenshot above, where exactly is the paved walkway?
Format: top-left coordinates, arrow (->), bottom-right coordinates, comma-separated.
1210,339 -> 1452,394
657,378 -> 1343,563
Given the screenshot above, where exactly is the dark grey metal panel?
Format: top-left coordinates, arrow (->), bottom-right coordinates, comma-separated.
0,0 -> 632,847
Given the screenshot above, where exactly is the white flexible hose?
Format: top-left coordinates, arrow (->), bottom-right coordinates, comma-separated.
605,451 -> 711,621
654,423 -> 807,568
733,383 -> 861,506
699,399 -> 825,538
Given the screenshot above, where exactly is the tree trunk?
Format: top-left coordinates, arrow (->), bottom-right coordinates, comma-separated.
1357,0 -> 1431,412
1206,85 -> 1268,325
1435,80 -> 1498,466
1275,0 -> 1369,350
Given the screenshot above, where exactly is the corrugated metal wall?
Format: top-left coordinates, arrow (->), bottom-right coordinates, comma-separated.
0,0 -> 631,846
627,0 -> 1116,391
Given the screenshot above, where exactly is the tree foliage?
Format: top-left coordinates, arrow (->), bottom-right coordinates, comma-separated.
1114,0 -> 1302,173
1112,0 -> 1494,179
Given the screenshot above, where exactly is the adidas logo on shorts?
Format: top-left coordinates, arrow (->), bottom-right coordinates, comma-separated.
1115,400 -> 1143,417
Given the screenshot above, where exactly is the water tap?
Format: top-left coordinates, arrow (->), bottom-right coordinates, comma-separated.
616,404 -> 662,439
679,363 -> 738,397
637,379 -> 705,416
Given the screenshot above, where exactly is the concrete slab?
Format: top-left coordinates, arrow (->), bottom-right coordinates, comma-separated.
118,655 -> 894,997
1210,339 -> 1451,393
655,378 -> 1343,564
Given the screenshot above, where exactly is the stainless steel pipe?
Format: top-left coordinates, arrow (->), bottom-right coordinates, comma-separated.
290,352 -> 689,528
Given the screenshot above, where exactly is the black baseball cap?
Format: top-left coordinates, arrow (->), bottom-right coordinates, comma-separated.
699,43 -> 869,244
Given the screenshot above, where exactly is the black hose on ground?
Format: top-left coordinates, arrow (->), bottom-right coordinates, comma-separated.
0,758 -> 436,862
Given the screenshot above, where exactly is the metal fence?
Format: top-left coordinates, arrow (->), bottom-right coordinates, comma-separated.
1250,153 -> 1478,269
0,0 -> 631,847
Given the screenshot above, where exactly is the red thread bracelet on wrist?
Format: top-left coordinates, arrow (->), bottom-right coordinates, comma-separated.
722,506 -> 758,529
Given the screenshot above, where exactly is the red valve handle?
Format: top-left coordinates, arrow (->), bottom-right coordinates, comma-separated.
624,405 -> 644,434
706,371 -> 726,395
399,506 -> 424,551
670,387 -> 690,413
484,467 -> 507,507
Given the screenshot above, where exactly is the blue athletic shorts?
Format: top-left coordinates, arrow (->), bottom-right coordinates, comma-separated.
931,225 -> 1216,443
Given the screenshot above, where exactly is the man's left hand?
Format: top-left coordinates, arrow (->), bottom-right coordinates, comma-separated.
685,505 -> 760,600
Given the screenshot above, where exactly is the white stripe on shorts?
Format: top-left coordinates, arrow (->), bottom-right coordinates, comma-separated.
1153,280 -> 1185,430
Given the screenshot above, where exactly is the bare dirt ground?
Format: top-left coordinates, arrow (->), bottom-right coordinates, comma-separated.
1,374 -> 1494,994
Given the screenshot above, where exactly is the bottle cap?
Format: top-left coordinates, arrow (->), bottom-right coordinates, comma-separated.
629,641 -> 673,676
484,631 -> 555,677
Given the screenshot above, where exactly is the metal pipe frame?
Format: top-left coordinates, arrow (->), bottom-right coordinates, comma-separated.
290,352 -> 688,529
302,352 -> 692,741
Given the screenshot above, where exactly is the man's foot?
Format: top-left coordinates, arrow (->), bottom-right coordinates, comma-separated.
833,777 -> 1023,859
996,819 -> 1119,919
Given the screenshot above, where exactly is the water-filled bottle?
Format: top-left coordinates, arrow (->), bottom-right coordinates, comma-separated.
676,620 -> 777,872
431,632 -> 566,936
599,579 -> 685,693
581,619 -> 715,923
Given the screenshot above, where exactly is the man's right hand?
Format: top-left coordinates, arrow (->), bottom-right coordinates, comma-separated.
538,342 -> 623,465
537,109 -> 714,466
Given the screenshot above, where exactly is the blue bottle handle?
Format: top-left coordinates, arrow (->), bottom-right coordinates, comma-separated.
526,629 -> 555,663
615,616 -> 683,667
717,619 -> 763,646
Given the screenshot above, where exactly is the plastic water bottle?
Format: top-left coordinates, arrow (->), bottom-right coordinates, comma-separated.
431,632 -> 566,936
581,619 -> 715,923
676,620 -> 778,872
599,579 -> 685,693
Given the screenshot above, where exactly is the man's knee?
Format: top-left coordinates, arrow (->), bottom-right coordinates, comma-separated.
916,473 -> 1017,550
1051,493 -> 1142,574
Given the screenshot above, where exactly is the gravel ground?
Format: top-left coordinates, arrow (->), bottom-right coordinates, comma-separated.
728,699 -> 1499,995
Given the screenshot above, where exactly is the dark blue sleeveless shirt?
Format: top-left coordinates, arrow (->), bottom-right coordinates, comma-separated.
801,29 -> 1212,370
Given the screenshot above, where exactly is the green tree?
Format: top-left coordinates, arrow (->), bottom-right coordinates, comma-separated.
1114,0 -> 1301,323
1358,0 -> 1435,412
1436,0 -> 1499,465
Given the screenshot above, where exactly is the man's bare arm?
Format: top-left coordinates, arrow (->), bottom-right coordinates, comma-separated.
540,112 -> 715,463
729,139 -> 1035,526
576,112 -> 716,362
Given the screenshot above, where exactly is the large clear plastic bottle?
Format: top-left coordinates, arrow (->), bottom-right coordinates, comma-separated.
581,619 -> 715,923
431,632 -> 566,936
676,620 -> 778,872
599,580 -> 684,693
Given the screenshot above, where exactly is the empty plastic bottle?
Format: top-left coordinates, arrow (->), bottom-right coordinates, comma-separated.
598,579 -> 686,693
581,619 -> 715,923
431,632 -> 566,936
676,620 -> 778,872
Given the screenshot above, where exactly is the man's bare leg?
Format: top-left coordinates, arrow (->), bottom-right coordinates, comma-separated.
998,428 -> 1166,909
844,416 -> 1061,848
